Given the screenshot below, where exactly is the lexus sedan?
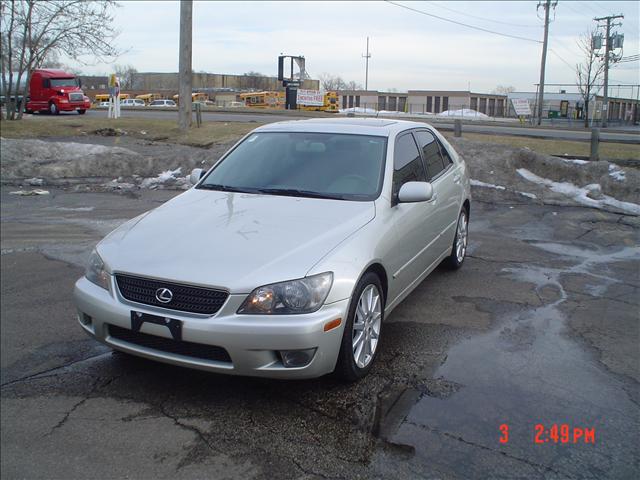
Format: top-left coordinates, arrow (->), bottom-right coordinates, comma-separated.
74,118 -> 471,381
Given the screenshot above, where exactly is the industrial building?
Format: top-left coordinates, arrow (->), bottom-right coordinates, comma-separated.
337,90 -> 508,116
508,91 -> 639,124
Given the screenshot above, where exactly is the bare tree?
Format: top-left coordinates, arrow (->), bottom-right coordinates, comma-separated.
242,71 -> 268,91
1,0 -> 120,120
345,80 -> 362,91
319,73 -> 362,91
576,29 -> 605,128
492,85 -> 516,94
114,64 -> 137,90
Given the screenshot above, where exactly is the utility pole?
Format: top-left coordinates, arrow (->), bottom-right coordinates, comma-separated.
362,37 -> 371,91
178,0 -> 193,131
595,14 -> 624,128
536,0 -> 556,126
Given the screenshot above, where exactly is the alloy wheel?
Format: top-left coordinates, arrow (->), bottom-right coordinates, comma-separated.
352,284 -> 382,368
456,211 -> 468,263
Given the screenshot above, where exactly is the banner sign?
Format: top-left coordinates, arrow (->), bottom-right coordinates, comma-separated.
511,98 -> 531,116
297,89 -> 324,106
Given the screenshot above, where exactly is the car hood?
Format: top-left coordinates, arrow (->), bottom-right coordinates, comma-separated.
98,188 -> 375,293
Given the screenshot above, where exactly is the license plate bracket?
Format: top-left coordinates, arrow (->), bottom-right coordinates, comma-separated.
131,311 -> 182,341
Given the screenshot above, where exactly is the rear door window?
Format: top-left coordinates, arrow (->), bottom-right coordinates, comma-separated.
414,130 -> 445,180
392,133 -> 427,198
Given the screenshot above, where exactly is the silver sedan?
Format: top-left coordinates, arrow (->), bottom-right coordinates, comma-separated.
74,118 -> 471,380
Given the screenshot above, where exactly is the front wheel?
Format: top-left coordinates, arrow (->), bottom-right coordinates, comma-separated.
49,102 -> 59,115
335,272 -> 384,381
445,209 -> 469,269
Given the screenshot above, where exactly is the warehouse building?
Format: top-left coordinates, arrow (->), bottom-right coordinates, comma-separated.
337,90 -> 508,116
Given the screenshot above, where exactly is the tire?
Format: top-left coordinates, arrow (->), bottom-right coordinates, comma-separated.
335,272 -> 384,382
78,109 -> 86,115
445,208 -> 469,269
49,102 -> 59,115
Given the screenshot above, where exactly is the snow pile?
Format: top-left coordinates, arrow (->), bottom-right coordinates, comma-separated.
339,108 -> 435,117
139,168 -> 188,189
437,109 -> 489,119
517,168 -> 640,215
339,107 -> 379,115
608,164 -> 626,182
560,158 -> 589,165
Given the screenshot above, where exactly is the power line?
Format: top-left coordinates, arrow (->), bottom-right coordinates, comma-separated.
549,48 -> 576,69
424,1 -> 542,28
384,1 -> 542,44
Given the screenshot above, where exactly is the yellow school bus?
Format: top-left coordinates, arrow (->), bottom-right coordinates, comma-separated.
135,93 -> 162,105
298,91 -> 339,112
94,93 -> 129,104
239,91 -> 285,109
172,92 -> 210,105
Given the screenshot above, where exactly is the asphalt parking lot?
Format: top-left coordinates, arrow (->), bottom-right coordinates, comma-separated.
1,187 -> 638,479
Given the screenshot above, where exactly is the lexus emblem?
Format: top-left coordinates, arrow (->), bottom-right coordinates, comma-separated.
155,287 -> 173,304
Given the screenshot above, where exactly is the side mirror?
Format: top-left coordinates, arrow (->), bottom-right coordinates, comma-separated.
397,181 -> 434,203
189,168 -> 205,185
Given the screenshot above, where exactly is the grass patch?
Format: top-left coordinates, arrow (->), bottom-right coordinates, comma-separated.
0,116 -> 255,147
444,132 -> 639,161
2,115 -> 637,161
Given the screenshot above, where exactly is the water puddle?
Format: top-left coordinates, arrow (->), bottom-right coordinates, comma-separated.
385,242 -> 640,478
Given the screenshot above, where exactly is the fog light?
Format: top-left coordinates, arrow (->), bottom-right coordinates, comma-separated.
279,348 -> 317,368
80,312 -> 92,326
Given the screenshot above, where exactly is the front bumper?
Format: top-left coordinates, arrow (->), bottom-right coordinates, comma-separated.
59,101 -> 90,111
73,277 -> 349,379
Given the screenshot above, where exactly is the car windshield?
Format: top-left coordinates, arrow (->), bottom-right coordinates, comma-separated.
198,132 -> 387,201
50,78 -> 78,88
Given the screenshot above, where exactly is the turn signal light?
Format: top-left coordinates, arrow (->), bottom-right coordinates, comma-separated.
323,318 -> 342,332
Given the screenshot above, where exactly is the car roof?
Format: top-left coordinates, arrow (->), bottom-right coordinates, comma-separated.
253,117 -> 434,136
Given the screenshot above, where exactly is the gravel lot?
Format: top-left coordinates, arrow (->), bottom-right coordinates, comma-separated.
1,179 -> 638,478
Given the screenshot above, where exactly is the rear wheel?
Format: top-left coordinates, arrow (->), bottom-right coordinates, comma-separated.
335,272 -> 384,381
445,209 -> 468,269
49,102 -> 59,115
78,109 -> 86,115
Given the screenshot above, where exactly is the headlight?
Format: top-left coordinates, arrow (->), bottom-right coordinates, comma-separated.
85,249 -> 110,290
238,272 -> 333,315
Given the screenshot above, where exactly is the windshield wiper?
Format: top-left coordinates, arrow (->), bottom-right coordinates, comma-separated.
255,188 -> 346,200
197,183 -> 259,194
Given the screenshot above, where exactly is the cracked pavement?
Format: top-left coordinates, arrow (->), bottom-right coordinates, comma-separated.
1,186 -> 638,479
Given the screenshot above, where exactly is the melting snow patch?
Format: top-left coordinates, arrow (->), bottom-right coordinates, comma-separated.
437,108 -> 489,119
470,179 -> 506,190
608,164 -> 626,182
560,158 -> 589,165
517,168 -> 639,215
140,168 -> 187,189
518,192 -> 537,199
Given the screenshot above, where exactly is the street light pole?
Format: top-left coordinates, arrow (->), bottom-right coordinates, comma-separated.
362,37 -> 371,91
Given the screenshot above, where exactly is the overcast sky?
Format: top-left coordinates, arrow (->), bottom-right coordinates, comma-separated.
72,1 -> 639,95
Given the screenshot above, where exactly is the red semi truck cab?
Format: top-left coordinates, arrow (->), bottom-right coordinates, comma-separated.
25,69 -> 91,115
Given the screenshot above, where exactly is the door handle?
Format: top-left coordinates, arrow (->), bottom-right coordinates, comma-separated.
453,174 -> 461,184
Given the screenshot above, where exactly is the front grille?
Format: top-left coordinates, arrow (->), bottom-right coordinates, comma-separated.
115,274 -> 228,315
69,92 -> 84,102
108,324 -> 232,363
